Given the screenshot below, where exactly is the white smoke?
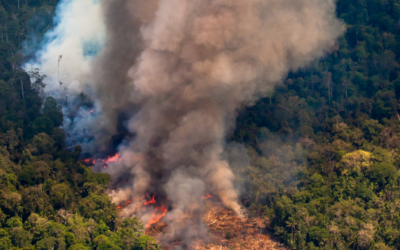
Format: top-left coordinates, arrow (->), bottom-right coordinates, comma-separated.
23,0 -> 105,151
24,0 -> 104,93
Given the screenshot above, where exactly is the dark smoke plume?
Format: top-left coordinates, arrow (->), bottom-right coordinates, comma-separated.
97,0 -> 345,245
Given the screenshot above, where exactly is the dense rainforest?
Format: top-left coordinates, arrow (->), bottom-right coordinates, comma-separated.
232,0 -> 400,249
0,1 -> 159,249
2,0 -> 400,250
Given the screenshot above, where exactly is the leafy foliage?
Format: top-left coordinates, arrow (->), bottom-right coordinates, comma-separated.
233,0 -> 400,249
0,1 -> 160,249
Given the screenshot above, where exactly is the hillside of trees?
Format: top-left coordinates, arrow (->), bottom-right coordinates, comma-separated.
3,0 -> 400,250
0,1 -> 159,249
232,0 -> 400,249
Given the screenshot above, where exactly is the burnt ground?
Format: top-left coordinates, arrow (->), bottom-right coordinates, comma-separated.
146,199 -> 288,250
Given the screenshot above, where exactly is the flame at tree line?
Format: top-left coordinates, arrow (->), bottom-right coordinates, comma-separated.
83,151 -> 223,229
84,153 -> 219,228
114,193 -> 169,228
82,150 -> 169,228
82,153 -> 121,167
202,193 -> 214,199
147,206 -> 168,228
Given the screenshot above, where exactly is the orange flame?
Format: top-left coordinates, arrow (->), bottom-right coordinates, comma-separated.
116,195 -> 168,228
83,158 -> 95,164
146,205 -> 167,228
202,193 -> 213,199
144,195 -> 156,205
103,153 -> 121,164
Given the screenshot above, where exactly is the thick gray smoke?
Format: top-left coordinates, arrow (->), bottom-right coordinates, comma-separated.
97,0 -> 345,246
26,0 -> 345,247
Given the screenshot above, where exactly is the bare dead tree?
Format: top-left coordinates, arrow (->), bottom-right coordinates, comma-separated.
20,79 -> 24,99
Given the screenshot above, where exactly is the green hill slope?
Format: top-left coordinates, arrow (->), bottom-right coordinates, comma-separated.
233,0 -> 400,249
3,0 -> 400,249
0,1 -> 159,249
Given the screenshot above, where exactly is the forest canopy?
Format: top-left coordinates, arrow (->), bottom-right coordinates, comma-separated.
2,0 -> 400,249
232,0 -> 400,249
0,1 -> 159,249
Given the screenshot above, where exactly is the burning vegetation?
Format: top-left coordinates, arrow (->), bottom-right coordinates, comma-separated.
113,193 -> 168,229
146,197 -> 287,249
81,153 -> 121,168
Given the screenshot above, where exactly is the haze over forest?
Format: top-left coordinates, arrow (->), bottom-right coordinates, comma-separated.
1,0 -> 400,249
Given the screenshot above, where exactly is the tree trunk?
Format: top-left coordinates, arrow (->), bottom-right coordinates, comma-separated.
328,86 -> 331,104
20,80 -> 24,99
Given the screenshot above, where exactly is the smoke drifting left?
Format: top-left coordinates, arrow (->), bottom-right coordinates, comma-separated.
24,0 -> 345,248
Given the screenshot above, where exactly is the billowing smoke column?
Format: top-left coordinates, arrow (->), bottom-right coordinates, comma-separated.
97,0 -> 344,245
26,0 -> 345,247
